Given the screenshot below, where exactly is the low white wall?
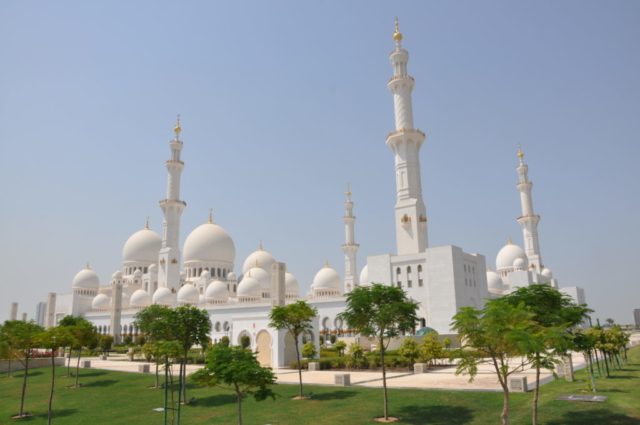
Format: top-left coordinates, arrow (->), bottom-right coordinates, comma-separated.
338,334 -> 460,351
0,358 -> 65,374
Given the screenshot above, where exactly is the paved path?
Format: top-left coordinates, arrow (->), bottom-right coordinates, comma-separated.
80,352 -> 587,393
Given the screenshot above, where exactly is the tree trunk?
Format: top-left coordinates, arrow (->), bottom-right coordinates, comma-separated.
75,348 -> 81,387
48,354 -> 55,425
19,355 -> 29,417
380,336 -> 388,420
155,361 -> 159,388
588,351 -> 596,392
295,337 -> 303,397
501,385 -> 510,425
181,349 -> 188,404
533,360 -> 540,425
236,386 -> 243,425
66,347 -> 72,377
6,357 -> 11,378
602,350 -> 610,377
593,349 -> 602,378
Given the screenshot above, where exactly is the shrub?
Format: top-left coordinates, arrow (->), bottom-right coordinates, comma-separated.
348,343 -> 364,358
319,335 -> 324,346
420,331 -> 444,365
302,342 -> 317,359
240,335 -> 251,349
398,338 -> 420,368
330,334 -> 337,344
220,336 -> 230,347
335,340 -> 347,356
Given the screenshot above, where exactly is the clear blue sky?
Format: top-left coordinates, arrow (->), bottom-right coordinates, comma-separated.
1,1 -> 638,324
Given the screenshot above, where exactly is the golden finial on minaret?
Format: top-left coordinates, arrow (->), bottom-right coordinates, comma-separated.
508,236 -> 513,245
174,114 -> 181,135
517,144 -> 524,163
208,208 -> 213,224
325,260 -> 329,268
346,183 -> 351,201
393,17 -> 403,41
145,216 -> 149,230
259,240 -> 263,251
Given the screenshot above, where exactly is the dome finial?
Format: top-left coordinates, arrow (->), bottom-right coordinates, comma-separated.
325,260 -> 329,268
145,216 -> 149,230
174,114 -> 181,138
259,240 -> 263,251
208,208 -> 213,224
86,262 -> 90,270
254,259 -> 259,268
247,269 -> 252,278
393,17 -> 403,42
507,236 -> 513,245
346,183 -> 351,200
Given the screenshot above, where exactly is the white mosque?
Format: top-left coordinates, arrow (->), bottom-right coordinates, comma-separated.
35,22 -> 586,367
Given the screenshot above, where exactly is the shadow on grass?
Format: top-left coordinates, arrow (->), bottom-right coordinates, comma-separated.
75,371 -> 108,378
606,375 -> 637,379
396,405 -> 474,425
12,371 -> 44,378
545,409 -> 639,425
83,379 -> 119,387
197,394 -> 237,407
311,390 -> 357,401
33,409 -> 79,420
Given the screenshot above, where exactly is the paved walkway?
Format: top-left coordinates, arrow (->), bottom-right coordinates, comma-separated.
80,351 -> 588,393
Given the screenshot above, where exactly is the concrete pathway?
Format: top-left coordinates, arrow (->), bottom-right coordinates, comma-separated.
80,351 -> 588,393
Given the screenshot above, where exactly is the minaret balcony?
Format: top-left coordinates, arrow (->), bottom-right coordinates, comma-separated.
388,75 -> 414,83
165,160 -> 184,165
159,199 -> 187,207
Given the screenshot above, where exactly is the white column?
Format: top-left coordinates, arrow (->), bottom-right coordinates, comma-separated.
341,185 -> 359,293
44,293 -> 57,329
387,21 -> 428,255
516,145 -> 542,271
110,284 -> 122,344
9,302 -> 18,321
158,116 -> 186,291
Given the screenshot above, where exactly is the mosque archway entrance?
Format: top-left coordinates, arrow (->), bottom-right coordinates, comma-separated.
283,331 -> 297,366
256,330 -> 272,367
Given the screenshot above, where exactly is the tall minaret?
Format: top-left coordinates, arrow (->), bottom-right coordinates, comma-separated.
516,145 -> 542,271
386,19 -> 428,256
158,116 -> 186,291
341,184 -> 359,293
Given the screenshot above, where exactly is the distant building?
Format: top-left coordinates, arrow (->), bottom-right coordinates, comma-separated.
35,301 -> 47,326
633,309 -> 640,327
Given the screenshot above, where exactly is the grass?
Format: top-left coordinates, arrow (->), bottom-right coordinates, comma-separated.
0,347 -> 638,424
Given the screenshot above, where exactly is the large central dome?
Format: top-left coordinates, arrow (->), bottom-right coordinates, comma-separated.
183,222 -> 235,264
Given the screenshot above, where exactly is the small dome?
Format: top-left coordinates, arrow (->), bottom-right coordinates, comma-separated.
122,228 -> 162,264
247,266 -> 270,290
359,265 -> 370,286
227,272 -> 237,281
149,264 -> 158,274
201,270 -> 211,279
133,269 -> 143,277
206,279 -> 229,300
496,241 -> 527,271
92,293 -> 110,309
111,270 -> 123,279
177,283 -> 200,304
486,269 -> 504,290
130,289 -> 152,307
285,271 -> 299,294
152,287 -> 175,306
513,258 -> 527,270
183,223 -> 235,264
238,273 -> 261,298
242,247 -> 276,275
541,268 -> 553,278
73,268 -> 100,290
312,265 -> 341,291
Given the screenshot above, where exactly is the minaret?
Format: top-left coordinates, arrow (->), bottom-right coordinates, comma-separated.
386,19 -> 428,255
158,116 -> 186,291
516,145 -> 542,271
341,184 -> 359,293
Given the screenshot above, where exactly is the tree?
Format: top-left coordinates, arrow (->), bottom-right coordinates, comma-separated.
420,331 -> 444,366
69,318 -> 98,388
338,283 -> 419,421
3,320 -> 44,418
398,338 -> 420,367
99,334 -> 114,353
502,284 -> 592,425
240,335 -> 251,349
268,300 -> 318,398
334,340 -> 347,356
58,315 -> 82,377
443,336 -> 452,351
605,318 -> 615,326
169,306 -> 212,408
37,326 -> 74,425
190,343 -> 277,425
451,299 -> 539,425
0,323 -> 16,378
134,304 -> 175,389
301,341 -> 317,359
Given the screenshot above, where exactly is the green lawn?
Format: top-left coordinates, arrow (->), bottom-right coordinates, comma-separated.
1,347 -> 639,424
